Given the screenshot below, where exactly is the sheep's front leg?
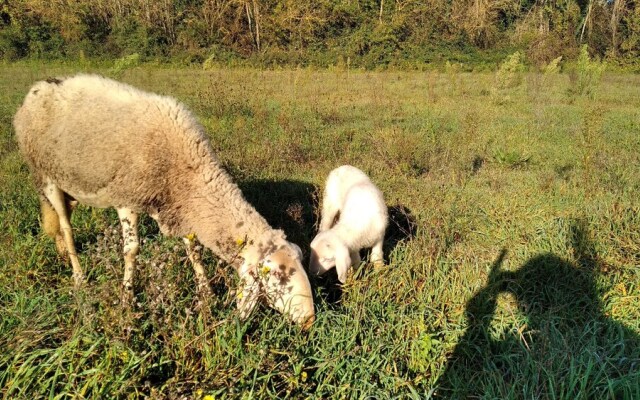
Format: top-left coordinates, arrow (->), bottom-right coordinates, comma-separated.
236,269 -> 260,320
183,236 -> 212,298
43,182 -> 84,286
39,195 -> 68,258
117,208 -> 139,306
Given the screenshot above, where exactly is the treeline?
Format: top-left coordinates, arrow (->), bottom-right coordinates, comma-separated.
1,0 -> 639,68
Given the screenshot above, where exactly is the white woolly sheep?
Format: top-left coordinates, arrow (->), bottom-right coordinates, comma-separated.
309,165 -> 388,283
13,74 -> 314,328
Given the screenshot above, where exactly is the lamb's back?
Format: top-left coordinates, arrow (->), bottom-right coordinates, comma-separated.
339,183 -> 388,244
324,165 -> 371,207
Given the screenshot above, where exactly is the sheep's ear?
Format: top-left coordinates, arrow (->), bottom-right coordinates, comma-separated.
335,245 -> 352,284
237,270 -> 259,319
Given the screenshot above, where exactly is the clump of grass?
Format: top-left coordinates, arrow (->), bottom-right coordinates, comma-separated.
568,45 -> 606,98
371,126 -> 431,177
110,53 -> 141,75
492,148 -> 532,168
495,51 -> 525,90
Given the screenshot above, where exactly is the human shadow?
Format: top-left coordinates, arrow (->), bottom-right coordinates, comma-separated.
436,221 -> 640,398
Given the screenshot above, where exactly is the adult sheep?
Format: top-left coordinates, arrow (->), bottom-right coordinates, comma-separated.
13,74 -> 314,328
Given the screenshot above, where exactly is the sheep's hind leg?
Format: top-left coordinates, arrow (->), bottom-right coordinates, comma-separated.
183,236 -> 212,299
117,208 -> 139,306
43,182 -> 84,286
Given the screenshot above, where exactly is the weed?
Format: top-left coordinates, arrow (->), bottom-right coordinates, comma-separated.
568,45 -> 606,99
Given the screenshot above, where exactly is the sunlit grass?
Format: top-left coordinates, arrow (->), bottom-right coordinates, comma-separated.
1,61 -> 639,398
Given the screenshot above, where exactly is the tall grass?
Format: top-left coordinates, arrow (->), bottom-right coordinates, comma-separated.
1,62 -> 639,398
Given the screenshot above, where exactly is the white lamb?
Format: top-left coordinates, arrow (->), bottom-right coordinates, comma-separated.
309,165 -> 388,283
13,74 -> 314,328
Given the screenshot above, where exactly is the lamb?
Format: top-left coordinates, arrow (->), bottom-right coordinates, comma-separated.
13,74 -> 314,328
309,165 -> 388,283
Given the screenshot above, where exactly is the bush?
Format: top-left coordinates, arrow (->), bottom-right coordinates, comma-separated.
568,45 -> 606,98
495,51 -> 525,90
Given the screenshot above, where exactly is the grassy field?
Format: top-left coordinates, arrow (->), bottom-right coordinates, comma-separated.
1,61 -> 639,399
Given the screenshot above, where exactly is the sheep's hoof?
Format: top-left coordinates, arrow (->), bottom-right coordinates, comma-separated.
55,235 -> 68,259
120,286 -> 134,307
72,273 -> 86,287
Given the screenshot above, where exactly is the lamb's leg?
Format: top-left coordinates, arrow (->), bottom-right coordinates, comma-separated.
183,236 -> 212,298
371,240 -> 384,267
350,249 -> 361,267
117,208 -> 139,306
43,182 -> 83,286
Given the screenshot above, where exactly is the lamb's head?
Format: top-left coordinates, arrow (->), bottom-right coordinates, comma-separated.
237,240 -> 315,329
309,231 -> 351,283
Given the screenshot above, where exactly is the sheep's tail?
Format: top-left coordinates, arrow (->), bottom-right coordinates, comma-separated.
40,196 -> 60,239
39,194 -> 74,257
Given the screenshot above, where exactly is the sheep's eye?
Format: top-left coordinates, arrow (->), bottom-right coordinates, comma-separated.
322,257 -> 334,263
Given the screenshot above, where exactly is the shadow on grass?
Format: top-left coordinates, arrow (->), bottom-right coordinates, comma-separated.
238,178 -> 319,252
436,220 -> 640,398
385,203 -> 417,263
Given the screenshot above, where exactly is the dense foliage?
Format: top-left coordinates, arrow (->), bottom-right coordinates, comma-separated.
1,1 -> 640,68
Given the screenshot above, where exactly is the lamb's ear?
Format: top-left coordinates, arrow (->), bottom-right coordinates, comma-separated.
291,243 -> 303,260
334,244 -> 352,284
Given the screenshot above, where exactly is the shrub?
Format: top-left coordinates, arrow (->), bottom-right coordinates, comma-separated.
544,56 -> 563,75
110,53 -> 141,75
568,45 -> 606,98
495,51 -> 525,90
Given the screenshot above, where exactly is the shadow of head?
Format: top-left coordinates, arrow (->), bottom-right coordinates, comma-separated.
502,254 -> 600,325
505,219 -> 602,322
238,179 -> 319,251
383,204 -> 417,262
468,221 -> 603,324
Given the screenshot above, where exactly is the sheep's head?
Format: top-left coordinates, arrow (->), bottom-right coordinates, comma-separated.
237,241 -> 315,329
309,231 -> 351,283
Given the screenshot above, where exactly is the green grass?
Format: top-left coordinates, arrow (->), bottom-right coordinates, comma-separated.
1,61 -> 639,399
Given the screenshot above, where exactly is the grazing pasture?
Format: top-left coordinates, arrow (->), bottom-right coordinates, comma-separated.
1,62 -> 639,398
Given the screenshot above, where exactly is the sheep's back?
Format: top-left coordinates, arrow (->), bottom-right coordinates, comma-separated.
14,75 -> 200,211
